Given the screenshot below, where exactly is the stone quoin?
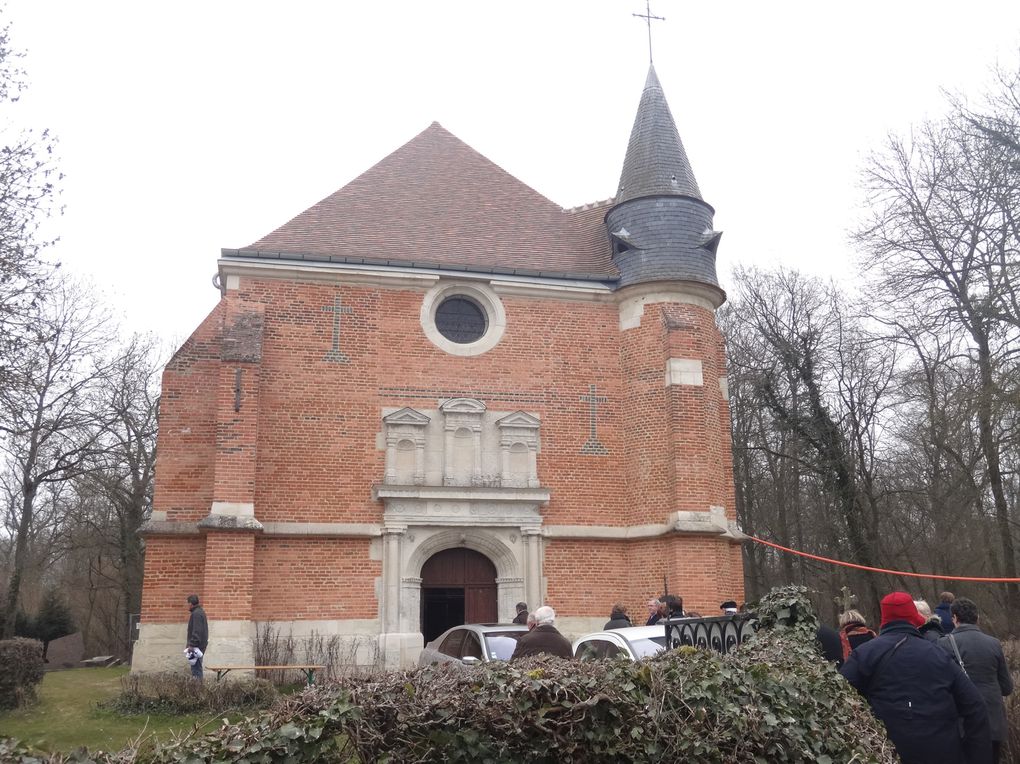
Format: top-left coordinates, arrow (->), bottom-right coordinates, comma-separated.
133,65 -> 744,672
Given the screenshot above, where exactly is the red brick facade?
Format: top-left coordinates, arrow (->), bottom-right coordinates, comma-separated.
135,79 -> 745,670
139,279 -> 743,625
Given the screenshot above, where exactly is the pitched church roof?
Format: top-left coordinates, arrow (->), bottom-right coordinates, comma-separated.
615,66 -> 702,205
238,123 -> 616,280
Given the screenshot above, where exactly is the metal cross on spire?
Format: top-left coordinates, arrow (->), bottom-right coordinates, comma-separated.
633,0 -> 665,65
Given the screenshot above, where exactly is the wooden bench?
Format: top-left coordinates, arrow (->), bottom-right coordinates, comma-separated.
205,664 -> 326,685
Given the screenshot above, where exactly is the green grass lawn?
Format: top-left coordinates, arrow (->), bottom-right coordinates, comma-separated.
0,666 -> 224,754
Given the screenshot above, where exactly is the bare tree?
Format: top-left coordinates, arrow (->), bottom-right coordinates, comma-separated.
856,113 -> 1020,614
0,278 -> 115,638
65,334 -> 160,655
0,14 -> 62,384
726,268 -> 900,612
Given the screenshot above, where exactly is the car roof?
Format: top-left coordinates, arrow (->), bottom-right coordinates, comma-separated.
573,625 -> 667,644
438,623 -> 529,637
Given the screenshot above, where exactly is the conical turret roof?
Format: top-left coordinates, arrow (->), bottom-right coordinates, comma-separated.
615,66 -> 702,204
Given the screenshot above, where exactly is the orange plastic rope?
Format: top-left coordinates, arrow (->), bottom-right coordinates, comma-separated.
747,534 -> 1020,583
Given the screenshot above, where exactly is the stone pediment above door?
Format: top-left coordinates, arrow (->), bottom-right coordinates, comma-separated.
380,400 -> 543,489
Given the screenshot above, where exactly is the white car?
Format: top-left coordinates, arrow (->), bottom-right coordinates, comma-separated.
419,623 -> 529,667
572,624 -> 669,660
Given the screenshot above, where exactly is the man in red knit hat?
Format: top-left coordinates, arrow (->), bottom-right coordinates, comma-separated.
841,592 -> 991,763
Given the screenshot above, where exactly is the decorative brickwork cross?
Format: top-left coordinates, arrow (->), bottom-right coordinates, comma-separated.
322,296 -> 353,363
580,383 -> 609,455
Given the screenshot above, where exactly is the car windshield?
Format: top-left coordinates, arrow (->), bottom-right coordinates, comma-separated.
628,635 -> 666,658
484,632 -> 524,661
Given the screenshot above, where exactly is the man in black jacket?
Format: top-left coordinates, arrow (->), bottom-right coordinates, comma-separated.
186,594 -> 209,681
841,592 -> 991,764
510,606 -> 572,660
939,598 -> 1013,763
512,602 -> 529,625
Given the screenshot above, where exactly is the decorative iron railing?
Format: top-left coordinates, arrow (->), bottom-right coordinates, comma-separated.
662,614 -> 758,655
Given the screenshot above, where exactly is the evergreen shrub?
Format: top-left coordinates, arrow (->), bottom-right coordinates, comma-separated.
0,637 -> 45,710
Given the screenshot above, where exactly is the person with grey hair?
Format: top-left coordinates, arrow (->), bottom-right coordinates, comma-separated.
510,605 -> 573,660
914,599 -> 945,643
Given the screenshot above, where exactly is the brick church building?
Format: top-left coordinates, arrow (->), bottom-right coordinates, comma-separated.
133,66 -> 744,671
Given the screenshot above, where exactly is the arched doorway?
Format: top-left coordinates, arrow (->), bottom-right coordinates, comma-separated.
420,547 -> 497,643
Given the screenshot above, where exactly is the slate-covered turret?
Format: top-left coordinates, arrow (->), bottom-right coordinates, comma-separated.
606,66 -> 722,297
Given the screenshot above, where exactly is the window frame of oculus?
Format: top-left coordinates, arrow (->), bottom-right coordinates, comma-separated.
419,282 -> 507,358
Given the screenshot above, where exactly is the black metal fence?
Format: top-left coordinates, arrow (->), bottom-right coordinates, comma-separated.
662,614 -> 758,655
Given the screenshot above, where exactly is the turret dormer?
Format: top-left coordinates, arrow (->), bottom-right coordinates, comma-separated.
606,66 -> 724,302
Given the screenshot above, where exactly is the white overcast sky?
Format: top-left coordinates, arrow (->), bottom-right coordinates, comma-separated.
5,1 -> 1020,344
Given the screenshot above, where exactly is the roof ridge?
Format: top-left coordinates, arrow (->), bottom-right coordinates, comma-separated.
562,197 -> 616,213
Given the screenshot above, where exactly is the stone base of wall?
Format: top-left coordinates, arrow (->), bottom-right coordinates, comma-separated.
132,618 -> 387,674
555,616 -> 608,642
380,631 -> 426,669
132,622 -> 190,674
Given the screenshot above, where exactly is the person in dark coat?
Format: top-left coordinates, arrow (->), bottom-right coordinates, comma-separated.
645,598 -> 665,626
662,594 -> 684,618
510,606 -> 573,660
939,598 -> 1014,763
837,609 -> 876,660
913,599 -> 945,643
841,591 -> 991,764
604,603 -> 632,630
815,623 -> 844,666
512,601 -> 529,625
185,594 -> 209,681
935,591 -> 955,634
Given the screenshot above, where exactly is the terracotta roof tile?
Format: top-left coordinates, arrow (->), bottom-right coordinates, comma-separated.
245,123 -> 617,280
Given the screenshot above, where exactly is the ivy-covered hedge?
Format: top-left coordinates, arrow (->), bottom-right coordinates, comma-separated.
0,587 -> 898,762
0,638 -> 45,710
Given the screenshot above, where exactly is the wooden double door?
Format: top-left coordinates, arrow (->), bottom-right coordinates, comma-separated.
420,547 -> 498,644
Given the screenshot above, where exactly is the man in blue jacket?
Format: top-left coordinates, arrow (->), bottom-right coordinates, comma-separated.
935,591 -> 956,634
840,591 -> 991,764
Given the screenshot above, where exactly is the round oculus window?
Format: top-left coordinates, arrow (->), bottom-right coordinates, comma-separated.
434,296 -> 488,344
